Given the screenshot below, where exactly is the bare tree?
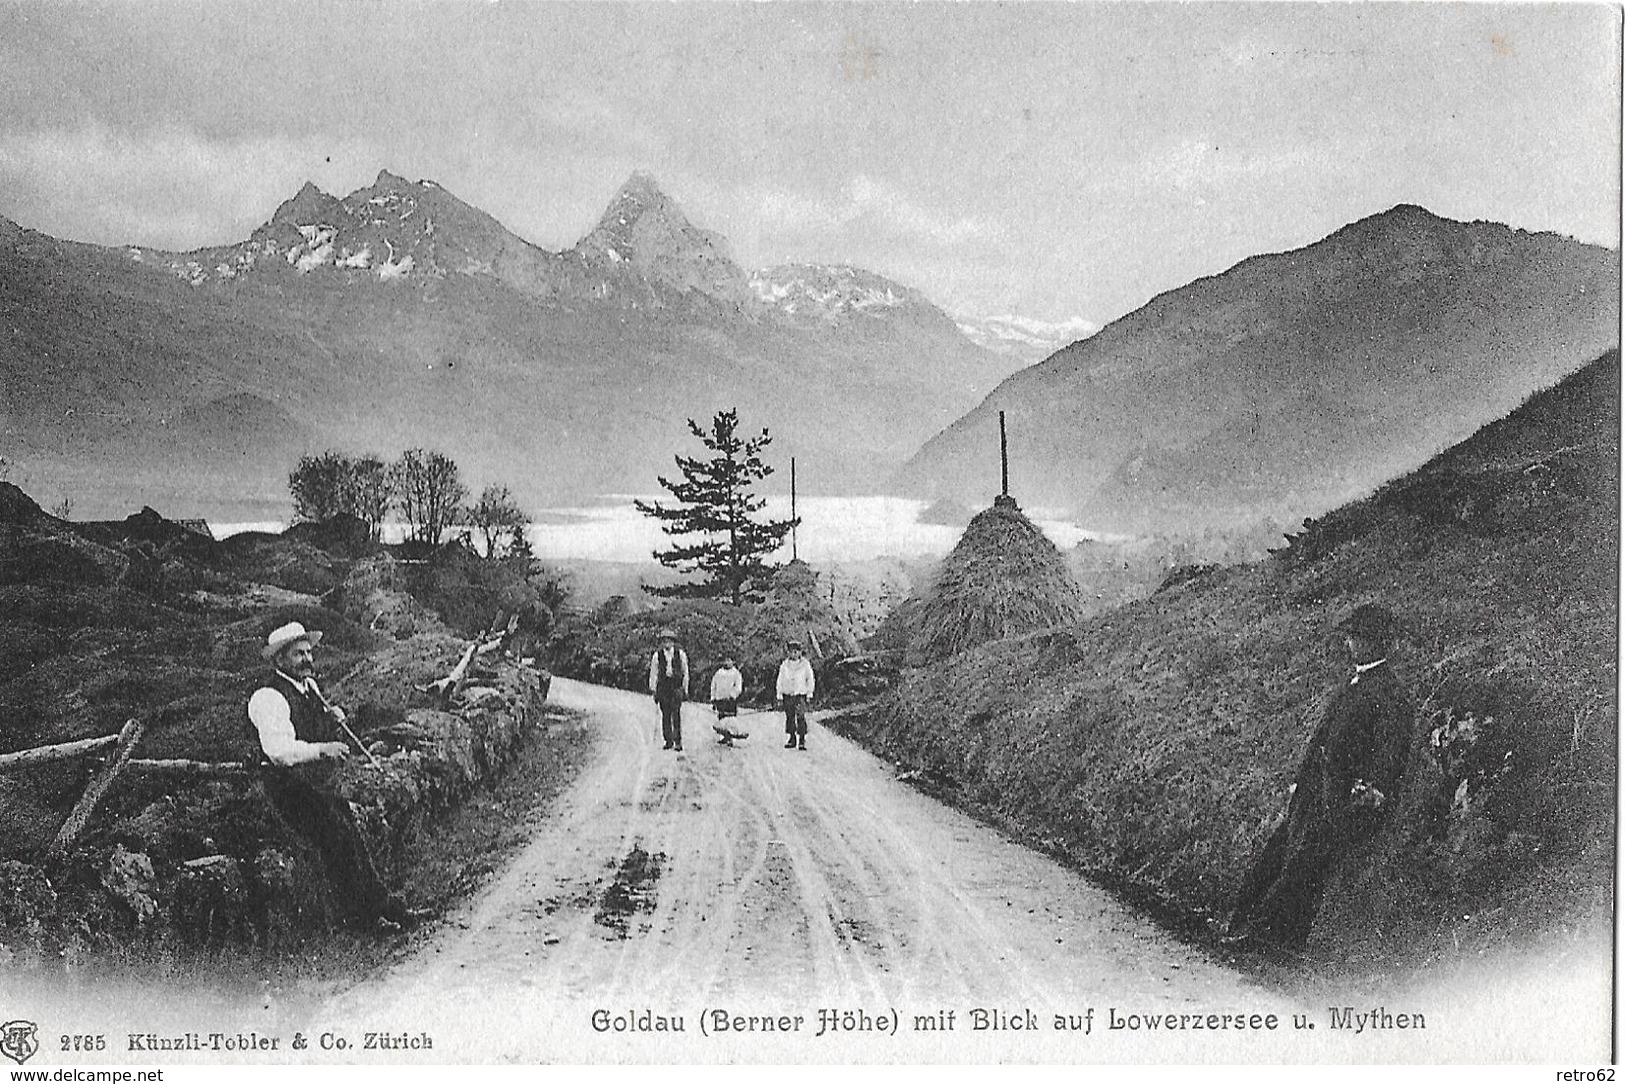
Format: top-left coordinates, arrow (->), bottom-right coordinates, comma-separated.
289,452 -> 353,522
289,451 -> 392,541
394,448 -> 466,544
465,484 -> 528,560
344,455 -> 392,542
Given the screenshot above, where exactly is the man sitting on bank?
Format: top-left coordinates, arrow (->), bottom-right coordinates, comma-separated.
246,621 -> 418,931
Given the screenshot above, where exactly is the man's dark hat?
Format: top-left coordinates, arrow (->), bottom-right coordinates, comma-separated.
1337,603 -> 1401,643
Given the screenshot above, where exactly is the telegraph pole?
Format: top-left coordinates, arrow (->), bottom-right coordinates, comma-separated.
790,456 -> 798,562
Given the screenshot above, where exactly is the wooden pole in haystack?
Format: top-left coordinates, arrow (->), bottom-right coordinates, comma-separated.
790,456 -> 798,562
999,410 -> 1010,499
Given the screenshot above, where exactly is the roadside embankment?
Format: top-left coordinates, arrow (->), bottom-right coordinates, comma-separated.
831,352 -> 1618,975
0,489 -> 567,968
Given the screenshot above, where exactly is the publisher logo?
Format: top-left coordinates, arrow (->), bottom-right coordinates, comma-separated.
0,1020 -> 38,1065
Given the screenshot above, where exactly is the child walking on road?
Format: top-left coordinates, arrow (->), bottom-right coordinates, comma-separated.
710,654 -> 745,746
776,639 -> 815,750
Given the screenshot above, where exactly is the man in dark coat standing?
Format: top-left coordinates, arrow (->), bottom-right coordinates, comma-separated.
1229,603 -> 1415,950
648,627 -> 689,752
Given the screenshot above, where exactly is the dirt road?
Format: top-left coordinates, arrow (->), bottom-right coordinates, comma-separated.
12,678 -> 1606,1063
318,678 -> 1324,1060
312,678 -> 1612,1061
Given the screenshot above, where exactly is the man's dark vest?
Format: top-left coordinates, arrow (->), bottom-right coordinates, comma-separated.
654,648 -> 686,701
254,671 -> 339,759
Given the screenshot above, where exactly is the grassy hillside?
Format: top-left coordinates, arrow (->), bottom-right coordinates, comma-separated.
838,350 -> 1617,970
0,486 -> 570,963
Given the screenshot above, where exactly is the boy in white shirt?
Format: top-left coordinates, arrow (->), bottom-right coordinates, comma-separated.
775,639 -> 815,751
710,654 -> 745,746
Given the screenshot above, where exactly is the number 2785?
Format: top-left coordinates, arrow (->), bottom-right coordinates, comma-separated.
61,1034 -> 107,1052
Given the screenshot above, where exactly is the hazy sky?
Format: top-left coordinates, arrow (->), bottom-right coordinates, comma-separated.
0,2 -> 1617,325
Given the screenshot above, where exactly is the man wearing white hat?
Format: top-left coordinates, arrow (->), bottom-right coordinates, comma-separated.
247,621 -> 415,930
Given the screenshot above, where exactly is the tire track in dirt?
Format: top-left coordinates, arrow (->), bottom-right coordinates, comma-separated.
318,678 -> 1304,1059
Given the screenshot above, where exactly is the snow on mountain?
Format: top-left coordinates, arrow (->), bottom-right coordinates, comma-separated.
748,263 -> 934,323
130,169 -> 1004,343
954,313 -> 1100,363
150,170 -> 548,287
573,171 -> 748,301
123,168 -> 1038,360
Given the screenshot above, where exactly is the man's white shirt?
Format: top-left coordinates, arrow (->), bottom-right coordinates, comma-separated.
246,672 -> 332,765
648,646 -> 689,695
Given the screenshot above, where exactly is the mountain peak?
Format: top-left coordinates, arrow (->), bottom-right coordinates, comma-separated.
617,170 -> 666,200
899,206 -> 1620,532
373,169 -> 412,191
591,171 -> 682,238
268,181 -> 342,226
1383,202 -> 1438,219
574,171 -> 745,297
1366,202 -> 1449,229
1334,202 -> 1451,242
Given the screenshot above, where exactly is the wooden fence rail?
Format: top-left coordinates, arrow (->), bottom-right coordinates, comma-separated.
47,717 -> 145,862
0,734 -> 120,773
2,721 -> 250,863
5,626 -> 503,862
126,759 -> 250,778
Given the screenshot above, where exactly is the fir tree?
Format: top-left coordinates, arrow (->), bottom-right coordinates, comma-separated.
635,409 -> 798,605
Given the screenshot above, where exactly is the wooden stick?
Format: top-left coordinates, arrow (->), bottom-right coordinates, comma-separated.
423,642 -> 480,706
125,758 -> 250,778
309,684 -> 381,768
999,410 -> 1009,498
0,734 -> 119,774
47,718 -> 145,862
449,642 -> 479,699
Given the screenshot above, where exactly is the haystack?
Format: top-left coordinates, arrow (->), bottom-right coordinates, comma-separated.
911,495 -> 1083,662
